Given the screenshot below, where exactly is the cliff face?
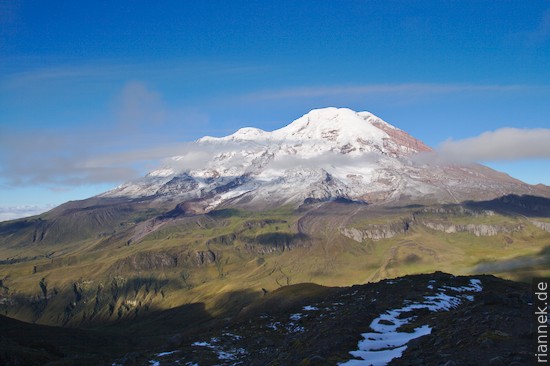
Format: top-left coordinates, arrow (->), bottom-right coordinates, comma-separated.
532,220 -> 550,232
420,222 -> 523,236
339,220 -> 410,241
340,220 -> 522,242
339,207 -> 527,243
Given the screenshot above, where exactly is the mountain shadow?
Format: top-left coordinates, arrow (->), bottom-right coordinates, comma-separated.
465,194 -> 550,217
1,287 -> 262,366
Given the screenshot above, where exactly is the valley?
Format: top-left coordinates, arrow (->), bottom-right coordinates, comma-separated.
0,195 -> 549,365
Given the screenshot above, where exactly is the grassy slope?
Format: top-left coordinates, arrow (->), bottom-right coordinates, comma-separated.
0,199 -> 549,364
0,201 -> 549,329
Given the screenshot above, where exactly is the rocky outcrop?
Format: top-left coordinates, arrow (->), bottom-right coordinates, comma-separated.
112,252 -> 178,272
240,219 -> 287,231
193,250 -> 217,266
110,249 -> 221,272
206,234 -> 237,246
421,222 -> 523,236
371,119 -> 432,157
531,220 -> 550,233
410,206 -> 523,236
244,232 -> 309,254
340,210 -> 524,241
340,220 -> 411,242
155,175 -> 198,196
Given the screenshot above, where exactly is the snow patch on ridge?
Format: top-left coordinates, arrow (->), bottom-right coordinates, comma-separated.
340,279 -> 483,366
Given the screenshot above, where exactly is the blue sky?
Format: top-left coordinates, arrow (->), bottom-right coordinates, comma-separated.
1,1 -> 550,220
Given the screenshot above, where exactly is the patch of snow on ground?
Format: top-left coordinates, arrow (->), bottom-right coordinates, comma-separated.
423,292 -> 462,311
149,361 -> 160,366
342,346 -> 407,366
192,336 -> 247,363
266,321 -> 281,330
156,351 -> 179,357
303,305 -> 319,311
468,279 -> 483,291
340,279 -> 483,366
286,323 -> 305,333
290,313 -> 302,320
443,279 -> 483,293
217,349 -> 245,360
192,341 -> 212,347
223,332 -> 242,340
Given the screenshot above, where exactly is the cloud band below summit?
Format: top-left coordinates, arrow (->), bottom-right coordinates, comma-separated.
437,127 -> 550,162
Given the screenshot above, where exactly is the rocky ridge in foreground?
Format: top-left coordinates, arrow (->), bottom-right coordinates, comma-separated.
119,272 -> 533,366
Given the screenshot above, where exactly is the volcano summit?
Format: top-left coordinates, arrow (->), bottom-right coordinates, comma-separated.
102,107 -> 545,211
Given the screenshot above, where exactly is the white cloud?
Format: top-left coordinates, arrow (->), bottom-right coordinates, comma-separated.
0,204 -> 56,222
115,81 -> 167,127
1,60 -> 267,91
265,150 -> 379,171
437,127 -> 550,162
0,82 -> 209,188
125,140 -> 382,176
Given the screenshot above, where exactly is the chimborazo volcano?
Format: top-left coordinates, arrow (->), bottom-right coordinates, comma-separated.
102,107 -> 547,210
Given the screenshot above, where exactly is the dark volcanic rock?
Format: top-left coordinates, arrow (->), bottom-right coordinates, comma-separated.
125,272 -> 533,366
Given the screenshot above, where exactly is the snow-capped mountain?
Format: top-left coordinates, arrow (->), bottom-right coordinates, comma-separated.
102,107 -> 544,211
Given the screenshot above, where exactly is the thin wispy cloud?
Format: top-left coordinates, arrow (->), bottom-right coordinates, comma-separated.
240,83 -> 528,102
0,131 -> 139,186
436,128 -> 550,163
1,63 -> 129,90
0,81 -> 208,188
1,60 -> 267,91
115,81 -> 168,128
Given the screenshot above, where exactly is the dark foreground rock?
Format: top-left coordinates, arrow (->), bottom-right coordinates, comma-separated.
119,272 -> 534,366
